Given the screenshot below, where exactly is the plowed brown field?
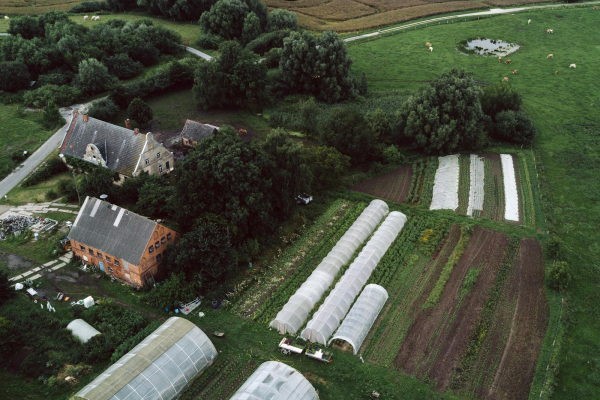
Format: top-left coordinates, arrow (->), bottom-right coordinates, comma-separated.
351,165 -> 412,204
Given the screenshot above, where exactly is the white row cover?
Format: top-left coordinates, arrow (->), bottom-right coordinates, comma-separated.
467,154 -> 485,216
270,200 -> 389,335
301,212 -> 407,345
230,361 -> 319,400
501,154 -> 520,221
328,284 -> 388,355
430,155 -> 460,211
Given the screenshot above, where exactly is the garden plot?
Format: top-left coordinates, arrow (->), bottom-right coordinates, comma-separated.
350,165 -> 412,204
430,155 -> 460,211
467,154 -> 485,217
501,154 -> 520,222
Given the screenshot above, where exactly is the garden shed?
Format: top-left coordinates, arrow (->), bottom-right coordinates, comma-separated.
329,284 -> 388,354
67,319 -> 101,343
71,317 -> 217,400
302,212 -> 406,345
270,200 -> 389,335
230,361 -> 319,400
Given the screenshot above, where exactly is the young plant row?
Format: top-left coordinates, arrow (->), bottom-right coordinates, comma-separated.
450,236 -> 520,390
230,199 -> 352,316
252,202 -> 368,323
405,159 -> 426,204
456,154 -> 471,215
482,158 -> 498,220
419,157 -> 439,208
180,357 -> 240,400
518,154 -> 536,228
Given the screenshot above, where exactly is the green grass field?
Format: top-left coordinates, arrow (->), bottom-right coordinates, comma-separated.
349,7 -> 600,398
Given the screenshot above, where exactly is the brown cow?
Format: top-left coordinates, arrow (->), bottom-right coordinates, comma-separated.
555,71 -> 559,75
502,77 -> 509,82
593,5 -> 598,10
512,69 -> 518,75
547,54 -> 554,59
505,60 -> 512,64
426,42 -> 432,47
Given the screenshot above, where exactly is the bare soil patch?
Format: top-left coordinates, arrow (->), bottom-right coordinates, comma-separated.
350,165 -> 412,204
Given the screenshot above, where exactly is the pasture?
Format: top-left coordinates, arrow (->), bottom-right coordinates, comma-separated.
349,7 -> 600,398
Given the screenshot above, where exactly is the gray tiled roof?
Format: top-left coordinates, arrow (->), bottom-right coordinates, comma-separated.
69,196 -> 157,265
180,120 -> 217,143
60,114 -> 145,176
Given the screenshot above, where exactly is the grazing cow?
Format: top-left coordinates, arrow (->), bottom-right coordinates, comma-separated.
429,46 -> 433,52
555,71 -> 558,75
594,5 -> 598,10
547,54 -> 554,59
512,69 -> 518,75
498,56 -> 502,62
569,63 -> 576,68
426,42 -> 432,47
84,15 -> 89,20
505,60 -> 512,64
528,19 -> 531,24
503,77 -> 509,82
4,16 -> 9,20
546,29 -> 554,34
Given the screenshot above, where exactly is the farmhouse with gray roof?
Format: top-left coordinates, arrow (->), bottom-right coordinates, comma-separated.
180,119 -> 219,148
68,196 -> 179,287
60,111 -> 174,180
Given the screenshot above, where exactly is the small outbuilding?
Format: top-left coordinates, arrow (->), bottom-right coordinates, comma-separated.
67,319 -> 101,343
180,119 -> 218,148
230,361 -> 319,400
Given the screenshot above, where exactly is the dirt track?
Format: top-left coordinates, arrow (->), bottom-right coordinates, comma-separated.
351,165 -> 412,204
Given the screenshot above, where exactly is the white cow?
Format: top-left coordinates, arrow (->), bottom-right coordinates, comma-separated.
569,64 -> 576,69
546,29 -> 554,34
528,19 -> 531,24
84,15 -> 89,21
429,46 -> 433,52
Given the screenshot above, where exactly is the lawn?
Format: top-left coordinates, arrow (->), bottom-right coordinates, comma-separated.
0,104 -> 57,181
348,7 -> 600,398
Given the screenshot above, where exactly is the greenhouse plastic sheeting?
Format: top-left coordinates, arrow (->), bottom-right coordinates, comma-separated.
501,154 -> 520,221
301,212 -> 406,345
467,154 -> 485,216
230,361 -> 319,400
72,317 -> 218,400
430,155 -> 460,211
67,319 -> 101,343
328,284 -> 388,355
269,200 -> 389,335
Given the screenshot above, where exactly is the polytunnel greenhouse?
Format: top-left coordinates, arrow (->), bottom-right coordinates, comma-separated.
328,284 -> 388,354
71,317 -> 218,400
270,200 -> 389,335
301,211 -> 406,345
230,361 -> 319,400
67,319 -> 101,343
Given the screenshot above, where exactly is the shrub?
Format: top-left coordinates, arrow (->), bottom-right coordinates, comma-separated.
264,47 -> 281,68
493,110 -> 536,144
548,261 -> 571,292
87,98 -> 119,121
318,106 -> 374,163
382,145 -> 405,165
0,62 -> 31,92
36,72 -> 74,87
58,179 -> 79,202
127,98 -> 153,125
23,84 -> 81,108
110,321 -> 162,363
105,54 -> 143,79
481,82 -> 522,119
246,29 -> 291,55
45,190 -> 58,201
42,101 -> 65,129
266,9 -> 298,32
23,158 -> 68,187
197,33 -> 223,50
146,272 -> 200,308
75,59 -> 115,95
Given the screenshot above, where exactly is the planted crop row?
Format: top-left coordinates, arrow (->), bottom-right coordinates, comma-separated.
419,157 -> 439,208
482,158 -> 497,220
450,236 -> 520,390
518,154 -> 536,228
180,357 -> 240,400
230,199 -> 351,316
423,225 -> 472,309
252,202 -> 368,323
405,159 -> 426,204
456,154 -> 471,215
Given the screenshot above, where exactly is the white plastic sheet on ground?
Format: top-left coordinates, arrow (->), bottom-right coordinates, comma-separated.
467,154 -> 485,216
301,212 -> 407,345
430,155 -> 460,211
269,200 -> 389,335
501,154 -> 520,221
328,284 -> 388,355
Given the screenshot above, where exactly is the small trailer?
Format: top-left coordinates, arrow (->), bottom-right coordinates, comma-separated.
305,345 -> 333,363
213,331 -> 225,338
279,338 -> 305,355
278,338 -> 333,363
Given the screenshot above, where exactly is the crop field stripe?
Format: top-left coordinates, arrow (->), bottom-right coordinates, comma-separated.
350,165 -> 412,204
419,156 -> 439,208
406,159 -> 425,204
517,153 -> 537,228
456,154 -> 471,215
482,154 -> 505,222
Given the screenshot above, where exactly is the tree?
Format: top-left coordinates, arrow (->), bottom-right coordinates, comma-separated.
105,0 -> 137,11
165,222 -> 236,290
305,146 -> 350,190
382,145 -> 406,165
141,0 -> 217,21
397,69 -> 486,154
127,98 -> 154,125
319,106 -> 374,163
494,110 -> 536,144
481,82 -> 522,119
174,126 -> 276,242
193,41 -> 267,110
548,261 -> 571,292
263,129 -> 312,219
75,58 -> 115,95
266,9 -> 298,32
0,268 -> 15,306
78,167 -> 118,199
23,84 -> 81,108
105,54 -> 143,79
0,62 -> 31,92
42,101 -> 65,129
242,12 -> 261,45
136,176 -> 174,218
358,72 -> 368,96
200,0 -> 250,40
87,98 -> 119,121
280,30 -> 354,102
366,108 -> 391,142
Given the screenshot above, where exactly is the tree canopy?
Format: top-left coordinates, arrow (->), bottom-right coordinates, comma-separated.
494,110 -> 536,144
127,98 -> 154,125
319,106 -> 374,163
0,62 -> 31,92
481,82 -> 522,119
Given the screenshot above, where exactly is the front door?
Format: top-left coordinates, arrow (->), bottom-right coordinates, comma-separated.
99,261 -> 105,272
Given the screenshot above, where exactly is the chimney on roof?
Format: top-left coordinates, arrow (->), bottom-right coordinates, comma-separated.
125,119 -> 131,129
134,128 -> 140,135
83,114 -> 89,122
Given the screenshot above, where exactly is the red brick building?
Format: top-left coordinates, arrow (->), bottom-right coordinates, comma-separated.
68,196 -> 179,287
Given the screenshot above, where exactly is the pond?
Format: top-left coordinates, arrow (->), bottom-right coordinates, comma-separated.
457,38 -> 520,57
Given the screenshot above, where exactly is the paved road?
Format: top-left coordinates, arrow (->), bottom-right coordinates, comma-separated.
185,46 -> 213,61
0,101 -> 97,199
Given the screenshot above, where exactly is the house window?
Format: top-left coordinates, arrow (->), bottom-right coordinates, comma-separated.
145,158 -> 150,165
89,248 -> 94,255
115,260 -> 120,267
161,237 -> 166,244
167,233 -> 172,240
166,161 -> 170,170
155,241 -> 160,248
108,267 -> 113,273
149,246 -> 154,253
157,152 -> 161,159
80,245 -> 86,251
159,164 -> 163,173
97,252 -> 103,259
156,254 -> 162,262
106,256 -> 112,263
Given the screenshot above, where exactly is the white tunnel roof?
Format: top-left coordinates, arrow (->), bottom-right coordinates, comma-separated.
270,200 -> 389,335
67,319 -> 101,343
